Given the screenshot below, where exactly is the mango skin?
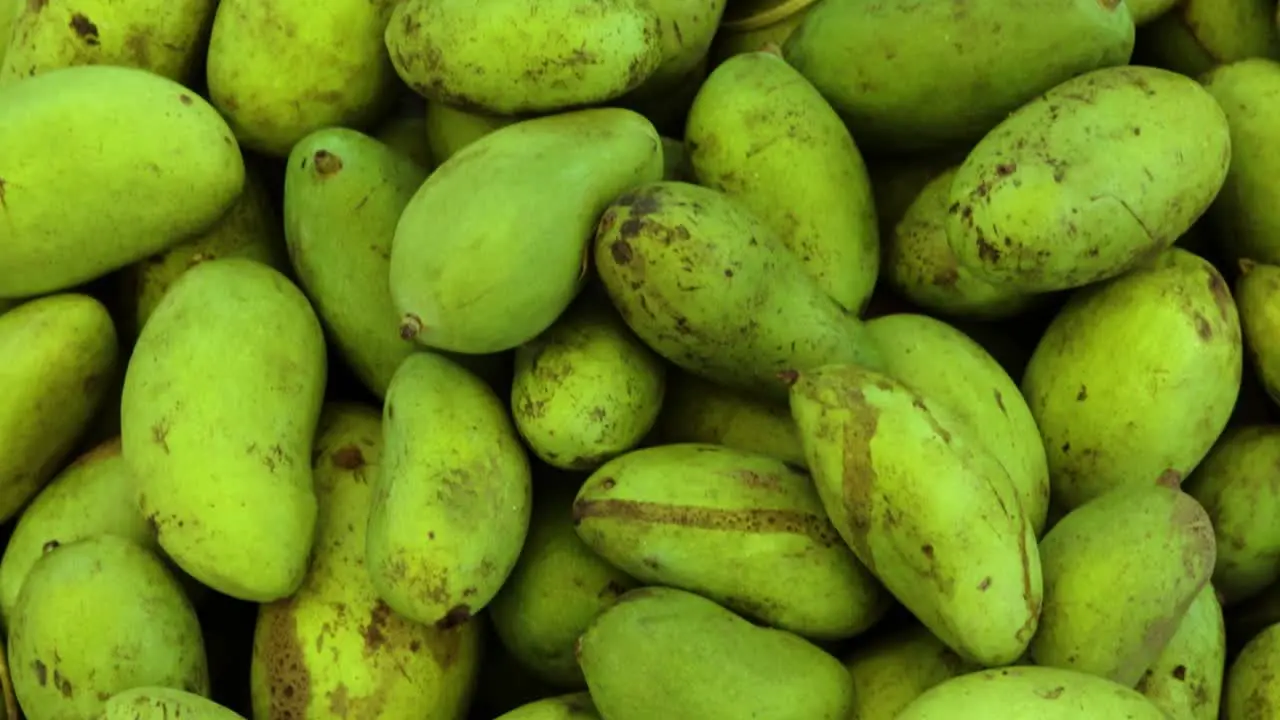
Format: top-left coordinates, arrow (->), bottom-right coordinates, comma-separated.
385,0 -> 663,115
1022,248 -> 1242,510
9,536 -> 208,720
654,370 -> 806,468
423,101 -> 516,165
366,352 -> 532,627
1224,621 -> 1280,718
686,51 -> 878,314
0,294 -> 116,525
844,624 -> 978,719
0,65 -> 244,298
494,693 -> 599,720
782,0 -> 1134,152
121,258 -> 326,602
251,403 -> 482,720
1137,0 -> 1280,77
578,587 -> 855,720
1237,261 -> 1280,406
897,666 -> 1170,719
102,687 -> 245,720
1136,584 -> 1225,720
789,363 -> 1042,666
391,108 -> 663,355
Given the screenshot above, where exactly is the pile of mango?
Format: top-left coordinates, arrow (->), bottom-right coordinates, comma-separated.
6,0 -> 1280,718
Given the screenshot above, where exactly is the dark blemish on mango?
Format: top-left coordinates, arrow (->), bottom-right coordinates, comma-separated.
978,576 -> 992,591
976,237 -> 1001,263
921,544 -> 935,559
995,163 -> 1016,177
398,314 -> 423,341
178,94 -> 193,106
261,602 -> 312,718
1076,386 -> 1088,401
436,605 -> 471,630
69,14 -> 99,44
1038,686 -> 1065,699
1156,468 -> 1181,489
994,390 -> 1006,413
1172,664 -> 1187,680
573,499 -> 843,547
53,670 -> 72,698
151,420 -> 170,454
362,600 -> 391,653
313,150 -> 343,176
32,660 -> 46,686
610,240 -> 634,264
1194,313 -> 1212,341
0,178 -> 8,210
27,0 -> 47,11
331,445 -> 365,470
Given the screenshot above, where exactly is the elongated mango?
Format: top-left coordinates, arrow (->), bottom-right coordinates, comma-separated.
1224,621 -> 1280,718
1136,584 -> 1225,720
896,666 -> 1169,719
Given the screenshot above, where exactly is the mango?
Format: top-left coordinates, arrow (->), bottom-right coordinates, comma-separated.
373,113 -> 433,170
1137,0 -> 1280,77
947,66 -> 1230,293
495,693 -> 599,720
577,587 -> 854,720
206,0 -> 401,156
654,371 -> 805,468
0,65 -> 244,298
101,687 -> 244,720
121,258 -> 326,602
896,666 -> 1170,719
1237,260 -> 1280,406
0,0 -> 216,85
366,352 -> 532,627
423,101 -> 517,165
392,108 -> 663,354
251,403 -> 482,720
788,363 -> 1041,666
686,50 -> 878,313
488,481 -> 637,688
1022,248 -> 1241,509
386,0 -> 663,115
844,624 -> 978,719
9,536 -> 208,720
0,294 -> 116,525
1224,621 -> 1280,718
781,0 -> 1134,151
1136,584 -> 1225,720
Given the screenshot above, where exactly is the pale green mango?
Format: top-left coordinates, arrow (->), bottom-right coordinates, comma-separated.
1022,248 -> 1242,509
1237,260 -> 1280,406
488,482 -> 637,688
1136,584 -> 1225,720
0,65 -> 243,298
947,66 -> 1230,293
251,403 -> 482,720
100,688 -> 243,720
782,0 -> 1134,151
686,51 -> 878,313
9,536 -> 208,720
423,101 -> 516,164
0,294 -> 116,525
373,113 -> 433,170
845,624 -> 978,719
897,666 -> 1169,719
366,352 -> 532,626
789,363 -> 1041,666
595,181 -> 883,402
1137,0 -> 1280,77
386,0 -> 663,115
392,108 -> 663,354
654,370 -> 805,468
494,693 -> 599,720
120,258 -> 326,602
1224,621 -> 1280,718
578,587 -> 854,720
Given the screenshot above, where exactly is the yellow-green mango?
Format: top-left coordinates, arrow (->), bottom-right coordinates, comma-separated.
488,482 -> 637,688
654,370 -> 805,468
1136,584 -> 1225,720
366,352 -> 532,626
1022,248 -> 1242,509
1224,621 -> 1280,718
883,166 -> 1038,319
206,0 -> 400,156
9,536 -> 208,720
574,443 -> 889,640
374,112 -> 433,170
1137,0 -> 1280,77
866,314 -> 1051,536
0,65 -> 244,298
494,693 -> 599,720
1237,260 -> 1280,406
781,0 -> 1134,152
1030,482 -> 1215,685
844,624 -> 978,719
121,258 -> 326,602
0,294 -> 116,525
686,51 -> 878,313
0,0 -> 216,85
101,687 -> 244,720
423,101 -> 516,165
896,666 -> 1169,719
386,0 -> 663,115
511,298 -> 665,470
1185,425 -> 1280,604
710,0 -> 817,64
578,587 -> 854,720
251,403 -> 482,720
788,363 -> 1041,666
595,181 -> 883,402
947,66 -> 1230,294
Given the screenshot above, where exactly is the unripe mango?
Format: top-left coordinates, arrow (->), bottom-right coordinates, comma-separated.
1236,260 -> 1280,406
101,687 -> 244,720
1136,584 -> 1225,720
844,624 -> 978,719
494,693 -> 599,720
1224,621 -> 1280,718
896,666 -> 1169,719
654,371 -> 805,468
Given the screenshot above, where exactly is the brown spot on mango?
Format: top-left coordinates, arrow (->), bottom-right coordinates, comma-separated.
257,600 -> 312,718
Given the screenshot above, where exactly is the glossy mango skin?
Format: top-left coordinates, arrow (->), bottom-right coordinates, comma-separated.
947,66 -> 1231,293
896,666 -> 1169,719
1135,584 -> 1225,720
1224,621 -> 1280,718
844,624 -> 978,719
1236,260 -> 1280,406
102,687 -> 245,720
654,371 -> 806,468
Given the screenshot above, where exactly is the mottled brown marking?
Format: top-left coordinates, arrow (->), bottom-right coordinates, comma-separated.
151,421 -> 170,454
1156,468 -> 1182,489
976,237 -> 1001,263
1193,313 -> 1213,341
995,163 -> 1017,177
68,14 -> 99,44
258,600 -> 311,718
331,445 -> 365,470
571,499 -> 842,546
53,670 -> 71,697
1172,664 -> 1187,680
978,576 -> 992,591
32,660 -> 46,686
610,240 -> 633,264
362,600 -> 391,653
313,150 -> 343,176
1038,686 -> 1065,699
921,544 -> 935,559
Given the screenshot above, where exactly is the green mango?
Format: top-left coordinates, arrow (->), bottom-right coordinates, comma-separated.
206,0 -> 400,156
1185,426 -> 1280,605
511,298 -> 666,471
1224,621 -> 1280,718
1237,260 -> 1280,406
0,294 -> 117,525
9,536 -> 208,720
947,66 -> 1230,294
0,0 -> 216,85
883,166 -> 1038,320
366,352 -> 532,626
1022,248 -> 1242,510
845,624 -> 978,719
423,101 -> 517,165
386,0 -> 663,115
686,51 -> 878,313
866,314 -> 1050,536
788,363 -> 1041,666
251,403 -> 482,720
574,443 -> 889,640
489,482 -> 637,688
391,108 -> 663,354
494,693 -> 599,720
121,258 -> 326,602
373,113 -> 434,170
1136,584 -> 1225,720
578,587 -> 854,720
781,0 -> 1134,152
896,666 -> 1169,719
594,181 -> 883,402
654,370 -> 805,468
1136,0 -> 1280,77
0,65 -> 243,298
100,688 -> 244,720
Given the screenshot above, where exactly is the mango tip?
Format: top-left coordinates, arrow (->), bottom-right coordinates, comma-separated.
398,313 -> 424,341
